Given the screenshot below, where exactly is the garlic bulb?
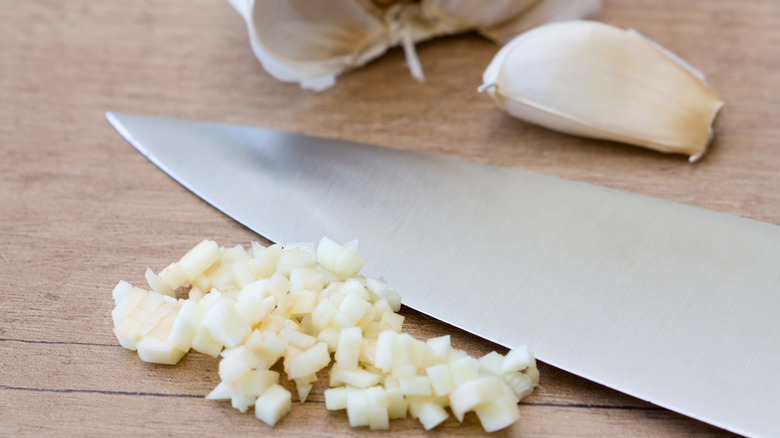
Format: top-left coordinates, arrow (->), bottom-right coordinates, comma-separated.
477,0 -> 602,44
228,0 -> 600,91
480,20 -> 724,161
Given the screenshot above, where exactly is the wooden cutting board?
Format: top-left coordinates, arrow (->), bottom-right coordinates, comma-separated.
2,0 -> 777,435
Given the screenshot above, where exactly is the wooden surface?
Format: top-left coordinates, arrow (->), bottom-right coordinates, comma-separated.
1,0 -> 777,435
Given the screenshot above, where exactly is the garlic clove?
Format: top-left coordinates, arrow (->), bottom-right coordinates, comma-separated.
240,0 -> 391,90
252,0 -> 386,62
480,20 -> 724,161
478,0 -> 602,44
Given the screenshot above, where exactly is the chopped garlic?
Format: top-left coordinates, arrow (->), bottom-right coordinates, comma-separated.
417,401 -> 449,430
167,299 -> 203,351
111,238 -> 540,432
202,298 -> 250,348
254,384 -> 291,426
324,387 -> 347,410
135,335 -> 187,365
335,326 -> 363,370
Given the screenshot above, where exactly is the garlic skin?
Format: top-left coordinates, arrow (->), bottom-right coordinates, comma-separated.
231,0 -> 392,91
480,21 -> 724,161
228,0 -> 600,91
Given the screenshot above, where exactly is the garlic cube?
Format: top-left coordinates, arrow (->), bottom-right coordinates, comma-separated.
373,330 -> 397,372
254,243 -> 282,277
335,326 -> 363,370
325,387 -> 348,410
203,298 -> 250,348
339,292 -> 371,324
317,237 -> 367,279
386,385 -> 408,420
265,272 -> 291,299
231,259 -> 257,288
346,386 -> 370,428
254,384 -> 292,427
317,326 -> 341,351
417,401 -> 449,430
289,267 -> 324,293
111,286 -> 146,325
179,239 -> 222,280
111,280 -> 134,305
282,242 -> 317,265
191,324 -> 224,357
236,295 -> 276,327
113,317 -> 144,350
478,351 -> 505,376
188,286 -> 206,302
253,332 -> 287,366
288,290 -> 318,316
234,369 -> 280,397
502,372 -> 534,399
231,394 -> 257,414
426,335 -> 452,360
399,375 -> 433,397
158,262 -> 188,290
473,394 -> 521,432
503,345 -> 535,373
365,277 -> 401,312
190,274 -> 212,293
449,356 -> 480,386
311,299 -> 339,332
365,386 -> 390,430
426,363 -> 456,397
278,327 -> 317,350
286,342 -> 331,379
379,311 -> 404,333
449,376 -> 505,422
205,381 -> 234,401
219,345 -> 263,383
295,382 -> 317,403
135,335 -> 187,365
167,299 -> 204,351
144,267 -> 176,298
330,365 -> 382,388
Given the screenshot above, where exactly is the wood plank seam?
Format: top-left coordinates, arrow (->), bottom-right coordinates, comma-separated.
0,338 -> 121,348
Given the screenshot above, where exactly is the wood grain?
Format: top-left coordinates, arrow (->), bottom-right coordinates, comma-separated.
1,0 -> 776,435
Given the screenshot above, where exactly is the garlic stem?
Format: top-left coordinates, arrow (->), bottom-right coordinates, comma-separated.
401,30 -> 425,82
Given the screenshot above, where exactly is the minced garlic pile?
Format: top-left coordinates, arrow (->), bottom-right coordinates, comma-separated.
111,238 -> 538,431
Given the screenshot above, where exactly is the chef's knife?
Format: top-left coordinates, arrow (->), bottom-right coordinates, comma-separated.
106,112 -> 779,438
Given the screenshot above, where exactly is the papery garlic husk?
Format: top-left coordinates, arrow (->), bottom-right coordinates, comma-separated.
480,20 -> 724,161
229,0 -> 396,91
228,0 -> 600,91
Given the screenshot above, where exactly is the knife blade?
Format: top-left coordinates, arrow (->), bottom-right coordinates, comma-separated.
106,111 -> 779,438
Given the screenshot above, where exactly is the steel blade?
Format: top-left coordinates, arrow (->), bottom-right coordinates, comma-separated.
107,112 -> 779,437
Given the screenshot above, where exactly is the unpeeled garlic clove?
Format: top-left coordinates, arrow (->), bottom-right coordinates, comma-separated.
231,0 -> 391,91
480,20 -> 724,161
